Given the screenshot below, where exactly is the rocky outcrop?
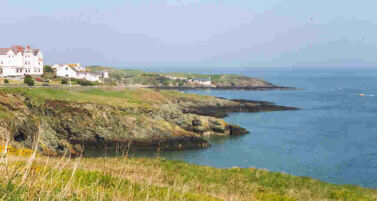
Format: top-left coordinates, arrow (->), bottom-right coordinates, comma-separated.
179,98 -> 299,118
0,88 -> 297,156
0,92 -> 251,156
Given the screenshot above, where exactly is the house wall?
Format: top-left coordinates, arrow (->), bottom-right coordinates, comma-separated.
0,66 -> 24,77
54,64 -> 78,78
0,48 -> 44,76
53,64 -> 100,82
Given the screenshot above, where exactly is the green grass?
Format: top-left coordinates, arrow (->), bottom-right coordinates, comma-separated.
1,153 -> 376,201
0,87 -> 213,109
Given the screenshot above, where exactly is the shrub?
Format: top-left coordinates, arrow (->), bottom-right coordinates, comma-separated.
76,79 -> 96,86
61,79 -> 68,85
24,75 -> 35,86
4,79 -> 9,84
178,80 -> 185,87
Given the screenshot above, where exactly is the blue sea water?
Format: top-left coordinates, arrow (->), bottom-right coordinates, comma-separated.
137,70 -> 377,188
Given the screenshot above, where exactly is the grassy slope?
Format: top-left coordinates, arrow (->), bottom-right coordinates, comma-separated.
0,151 -> 376,201
0,87 -> 214,108
87,66 -> 274,87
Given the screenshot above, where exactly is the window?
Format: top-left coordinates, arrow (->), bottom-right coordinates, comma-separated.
66,67 -> 68,70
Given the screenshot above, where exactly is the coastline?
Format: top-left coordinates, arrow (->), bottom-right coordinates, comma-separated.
148,85 -> 297,91
0,87 -> 297,155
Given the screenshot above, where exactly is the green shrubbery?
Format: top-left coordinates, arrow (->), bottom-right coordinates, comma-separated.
70,78 -> 97,86
4,79 -> 9,84
61,79 -> 68,85
24,75 -> 34,86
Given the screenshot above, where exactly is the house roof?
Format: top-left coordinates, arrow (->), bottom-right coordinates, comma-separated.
0,46 -> 40,55
0,48 -> 10,55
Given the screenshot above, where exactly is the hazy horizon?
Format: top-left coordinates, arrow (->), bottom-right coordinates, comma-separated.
1,0 -> 377,70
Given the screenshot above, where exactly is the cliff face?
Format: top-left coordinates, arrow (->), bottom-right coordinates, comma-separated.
0,88 -> 254,156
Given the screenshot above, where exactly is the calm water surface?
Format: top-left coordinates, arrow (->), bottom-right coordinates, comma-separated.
135,70 -> 377,188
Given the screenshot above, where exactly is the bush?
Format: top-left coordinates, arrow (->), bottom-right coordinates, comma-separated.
178,80 -> 185,87
4,79 -> 9,84
61,79 -> 68,85
24,75 -> 34,86
76,79 -> 96,86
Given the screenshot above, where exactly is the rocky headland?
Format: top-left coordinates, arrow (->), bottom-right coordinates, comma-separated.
0,87 -> 297,156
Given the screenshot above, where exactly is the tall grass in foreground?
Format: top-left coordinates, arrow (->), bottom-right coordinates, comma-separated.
1,129 -> 376,201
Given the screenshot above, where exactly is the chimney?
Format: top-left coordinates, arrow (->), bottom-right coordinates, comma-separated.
27,45 -> 30,49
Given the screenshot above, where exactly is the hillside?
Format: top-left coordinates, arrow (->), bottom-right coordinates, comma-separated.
86,66 -> 285,89
1,151 -> 376,201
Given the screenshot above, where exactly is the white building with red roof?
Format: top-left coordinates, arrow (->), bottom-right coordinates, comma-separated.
0,45 -> 44,77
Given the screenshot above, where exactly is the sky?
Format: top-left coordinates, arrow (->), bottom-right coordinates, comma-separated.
1,0 -> 377,70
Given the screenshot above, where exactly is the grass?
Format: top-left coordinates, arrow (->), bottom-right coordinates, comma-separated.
1,142 -> 376,201
0,87 -> 217,109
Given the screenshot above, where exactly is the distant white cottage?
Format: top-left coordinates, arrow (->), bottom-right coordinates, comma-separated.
52,63 -> 108,82
190,77 -> 212,86
0,45 -> 44,77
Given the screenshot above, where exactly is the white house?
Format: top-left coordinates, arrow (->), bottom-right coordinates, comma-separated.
0,45 -> 44,77
190,77 -> 212,86
52,63 -> 107,82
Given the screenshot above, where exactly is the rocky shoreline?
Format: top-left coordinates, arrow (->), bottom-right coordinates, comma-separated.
182,98 -> 299,118
0,88 -> 298,156
148,85 -> 297,91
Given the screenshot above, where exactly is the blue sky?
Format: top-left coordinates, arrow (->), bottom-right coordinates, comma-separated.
1,0 -> 377,70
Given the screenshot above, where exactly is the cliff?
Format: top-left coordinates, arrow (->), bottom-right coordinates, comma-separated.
0,87 -> 296,156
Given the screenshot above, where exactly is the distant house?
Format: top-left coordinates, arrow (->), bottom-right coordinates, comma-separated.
164,75 -> 187,80
52,63 -> 107,82
0,45 -> 44,77
97,71 -> 109,79
190,77 -> 212,86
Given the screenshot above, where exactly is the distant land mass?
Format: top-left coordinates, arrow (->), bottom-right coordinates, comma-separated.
86,66 -> 294,90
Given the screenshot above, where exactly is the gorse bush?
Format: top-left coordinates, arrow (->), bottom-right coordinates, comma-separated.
24,75 -> 34,86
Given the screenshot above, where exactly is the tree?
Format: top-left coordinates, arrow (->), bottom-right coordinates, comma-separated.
4,79 -> 9,84
61,79 -> 68,85
43,65 -> 55,73
24,75 -> 35,86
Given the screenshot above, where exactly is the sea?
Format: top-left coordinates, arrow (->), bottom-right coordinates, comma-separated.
136,69 -> 377,188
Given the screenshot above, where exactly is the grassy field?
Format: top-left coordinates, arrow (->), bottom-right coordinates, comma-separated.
0,87 -> 215,108
1,145 -> 376,201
